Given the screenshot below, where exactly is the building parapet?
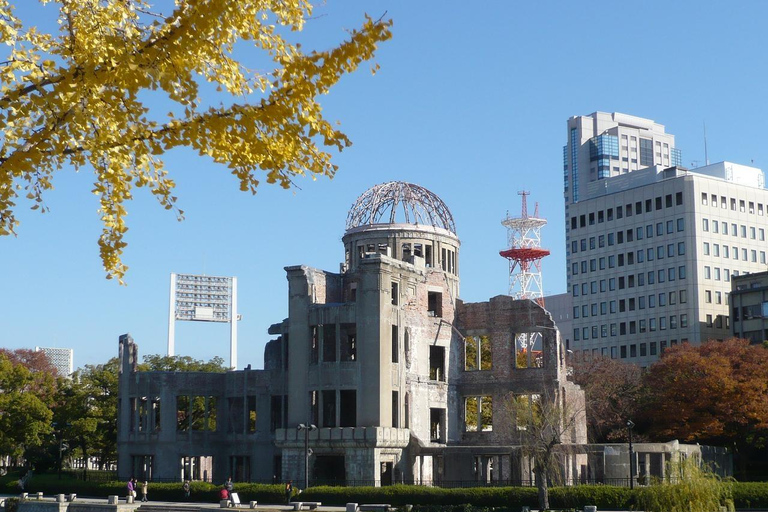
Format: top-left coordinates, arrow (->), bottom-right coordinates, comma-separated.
275,427 -> 411,449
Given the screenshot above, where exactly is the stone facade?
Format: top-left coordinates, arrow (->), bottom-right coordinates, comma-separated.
121,182 -> 725,487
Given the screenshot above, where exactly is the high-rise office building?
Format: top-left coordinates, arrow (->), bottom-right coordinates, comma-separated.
564,112 -> 681,206
35,346 -> 74,377
563,112 -> 768,365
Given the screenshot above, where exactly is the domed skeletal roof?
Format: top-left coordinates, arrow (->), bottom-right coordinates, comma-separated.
345,181 -> 456,234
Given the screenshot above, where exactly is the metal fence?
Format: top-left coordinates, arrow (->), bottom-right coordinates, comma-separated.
63,470 -> 118,482
64,471 -> 659,489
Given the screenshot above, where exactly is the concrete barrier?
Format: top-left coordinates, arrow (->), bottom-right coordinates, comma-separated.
346,504 -> 358,512
107,496 -> 119,505
249,501 -> 258,509
55,495 -> 65,504
584,507 -> 597,512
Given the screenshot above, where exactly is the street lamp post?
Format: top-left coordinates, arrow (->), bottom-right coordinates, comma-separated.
626,419 -> 635,489
297,423 -> 317,490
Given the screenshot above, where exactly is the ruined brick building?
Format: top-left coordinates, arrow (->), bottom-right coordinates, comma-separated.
117,181 -> 590,485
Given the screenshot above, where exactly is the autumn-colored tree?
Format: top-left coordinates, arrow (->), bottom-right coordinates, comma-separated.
572,356 -> 643,442
0,348 -> 58,375
641,339 -> 768,470
0,0 -> 392,282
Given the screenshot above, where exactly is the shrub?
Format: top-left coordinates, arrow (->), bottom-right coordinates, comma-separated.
730,481 -> 768,509
549,485 -> 633,510
5,497 -> 19,512
634,458 -> 726,512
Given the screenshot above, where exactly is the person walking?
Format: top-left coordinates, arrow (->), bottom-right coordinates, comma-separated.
284,480 -> 293,504
141,481 -> 148,502
183,480 -> 190,500
127,478 -> 135,500
225,477 -> 235,505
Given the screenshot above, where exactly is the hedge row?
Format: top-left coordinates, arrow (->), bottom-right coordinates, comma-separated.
299,486 -> 538,507
4,475 -> 768,509
0,474 -> 286,504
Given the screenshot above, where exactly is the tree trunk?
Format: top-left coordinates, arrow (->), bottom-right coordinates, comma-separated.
535,458 -> 549,510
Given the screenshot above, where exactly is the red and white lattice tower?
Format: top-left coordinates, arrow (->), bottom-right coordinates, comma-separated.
500,192 -> 551,356
499,191 -> 550,306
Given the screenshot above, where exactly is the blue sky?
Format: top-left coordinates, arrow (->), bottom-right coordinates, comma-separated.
3,1 -> 768,370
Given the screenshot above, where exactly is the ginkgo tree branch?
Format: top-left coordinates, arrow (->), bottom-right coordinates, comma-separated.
0,0 -> 392,283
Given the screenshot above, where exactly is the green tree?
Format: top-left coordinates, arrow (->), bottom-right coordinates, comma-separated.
139,354 -> 226,372
68,358 -> 120,469
52,376 -> 99,471
0,0 -> 392,283
0,352 -> 55,461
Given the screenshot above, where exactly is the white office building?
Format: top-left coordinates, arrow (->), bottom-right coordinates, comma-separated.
562,112 -> 768,365
35,346 -> 74,377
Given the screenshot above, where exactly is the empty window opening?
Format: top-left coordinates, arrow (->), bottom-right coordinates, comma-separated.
464,335 -> 491,370
179,455 -> 212,482
425,245 -> 433,267
152,397 -> 161,432
512,394 -> 541,431
248,396 -> 257,432
339,390 -> 356,427
322,390 -> 336,428
401,243 -> 412,261
392,391 -> 399,427
430,408 -> 446,442
391,281 -> 399,305
474,455 -> 501,484
429,345 -> 445,381
515,332 -> 542,368
404,329 -> 411,368
270,395 -> 286,431
340,323 -> 356,361
131,455 -> 154,482
414,243 -> 423,258
391,325 -> 399,363
229,456 -> 251,483
176,396 -> 189,431
427,291 -> 443,317
464,396 -> 492,432
323,324 -> 337,362
138,398 -> 147,432
310,325 -> 319,364
137,397 -> 160,433
308,391 -> 319,426
404,393 -> 410,429
176,395 -> 215,431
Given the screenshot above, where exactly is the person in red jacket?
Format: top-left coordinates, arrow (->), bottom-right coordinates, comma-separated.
219,487 -> 229,502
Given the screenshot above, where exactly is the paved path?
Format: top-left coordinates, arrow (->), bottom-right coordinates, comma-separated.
1,495 -> 638,512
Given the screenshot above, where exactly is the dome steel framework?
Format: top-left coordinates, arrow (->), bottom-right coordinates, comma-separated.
345,181 -> 456,234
